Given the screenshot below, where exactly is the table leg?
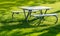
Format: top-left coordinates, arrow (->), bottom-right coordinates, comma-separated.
23,9 -> 26,19
23,9 -> 32,22
25,10 -> 32,22
44,9 -> 48,14
38,10 -> 46,24
29,10 -> 32,17
54,15 -> 58,24
37,10 -> 43,24
12,12 -> 14,21
40,10 -> 43,14
42,9 -> 48,20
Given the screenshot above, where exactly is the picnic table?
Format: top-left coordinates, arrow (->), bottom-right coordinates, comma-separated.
19,6 -> 58,24
12,6 -> 58,25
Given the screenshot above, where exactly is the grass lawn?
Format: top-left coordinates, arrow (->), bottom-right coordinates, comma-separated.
0,2 -> 60,36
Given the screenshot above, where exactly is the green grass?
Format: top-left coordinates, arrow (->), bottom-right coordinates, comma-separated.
0,2 -> 60,36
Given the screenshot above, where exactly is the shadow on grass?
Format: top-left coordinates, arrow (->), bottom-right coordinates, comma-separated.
17,23 -> 60,36
38,24 -> 60,36
0,17 -> 60,36
51,10 -> 60,13
0,19 -> 37,32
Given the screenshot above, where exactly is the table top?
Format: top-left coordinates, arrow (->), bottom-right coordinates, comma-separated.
19,6 -> 52,10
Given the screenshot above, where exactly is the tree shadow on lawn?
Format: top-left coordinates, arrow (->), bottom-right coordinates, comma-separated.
50,10 -> 60,14
0,19 -> 32,36
38,24 -> 60,36
0,18 -> 38,32
0,18 -> 60,36
12,23 -> 60,36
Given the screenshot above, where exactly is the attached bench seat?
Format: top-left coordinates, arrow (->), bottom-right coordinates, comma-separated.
12,11 -> 21,14
32,14 -> 57,17
32,14 -> 58,24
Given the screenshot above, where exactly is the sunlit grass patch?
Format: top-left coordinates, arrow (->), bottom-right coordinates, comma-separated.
26,30 -> 49,36
56,33 -> 60,36
0,23 -> 4,27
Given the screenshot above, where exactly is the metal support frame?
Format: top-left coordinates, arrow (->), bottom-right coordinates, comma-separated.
36,9 -> 58,25
23,9 -> 32,22
12,12 -> 20,21
44,9 -> 48,14
53,15 -> 58,24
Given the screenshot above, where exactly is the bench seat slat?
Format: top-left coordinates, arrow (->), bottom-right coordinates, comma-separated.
32,14 -> 57,17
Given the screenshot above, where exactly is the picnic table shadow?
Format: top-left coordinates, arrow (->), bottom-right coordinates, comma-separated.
0,19 -> 39,31
0,18 -> 50,31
